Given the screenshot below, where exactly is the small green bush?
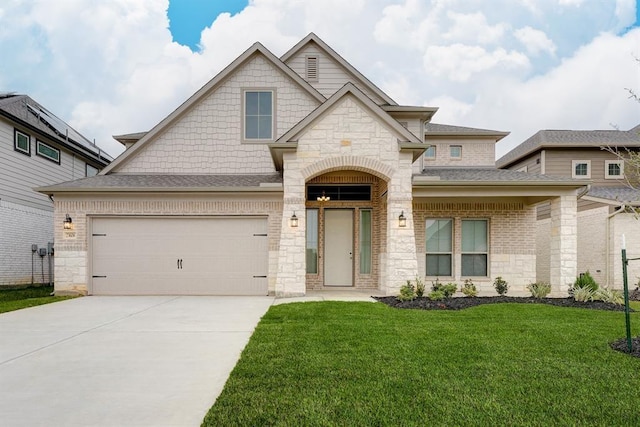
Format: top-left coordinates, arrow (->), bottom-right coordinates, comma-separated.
415,277 -> 426,298
574,271 -> 599,292
431,278 -> 442,292
397,281 -> 416,302
526,282 -> 551,299
493,276 -> 509,296
428,290 -> 445,301
594,288 -> 623,305
461,279 -> 478,297
431,279 -> 457,298
573,286 -> 595,302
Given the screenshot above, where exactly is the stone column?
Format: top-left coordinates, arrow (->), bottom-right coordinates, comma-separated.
274,157 -> 307,297
549,195 -> 577,295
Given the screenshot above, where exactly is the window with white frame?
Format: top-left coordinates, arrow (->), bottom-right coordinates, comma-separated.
571,160 -> 590,178
359,210 -> 372,274
36,140 -> 60,164
14,129 -> 30,155
425,219 -> 452,276
450,145 -> 462,159
306,209 -> 319,274
86,164 -> 99,177
461,219 -> 488,276
424,145 -> 436,160
605,160 -> 624,179
244,90 -> 273,140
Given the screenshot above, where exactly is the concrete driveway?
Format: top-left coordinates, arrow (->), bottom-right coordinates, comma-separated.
0,296 -> 274,427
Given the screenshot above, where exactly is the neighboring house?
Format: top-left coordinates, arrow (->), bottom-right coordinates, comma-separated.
0,93 -> 115,286
38,33 -> 586,297
497,125 -> 640,289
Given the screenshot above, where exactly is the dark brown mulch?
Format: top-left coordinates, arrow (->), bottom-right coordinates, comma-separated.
630,288 -> 640,301
374,296 -> 631,312
610,337 -> 640,358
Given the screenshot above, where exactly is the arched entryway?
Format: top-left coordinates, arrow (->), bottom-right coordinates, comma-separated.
304,171 -> 386,291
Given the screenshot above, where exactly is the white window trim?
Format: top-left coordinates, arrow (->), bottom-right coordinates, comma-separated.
605,160 -> 624,179
460,218 -> 490,278
14,129 -> 30,155
571,160 -> 591,179
36,140 -> 60,164
425,218 -> 454,278
241,88 -> 276,143
450,145 -> 462,159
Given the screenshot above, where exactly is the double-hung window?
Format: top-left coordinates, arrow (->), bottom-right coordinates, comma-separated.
244,90 -> 273,140
426,219 -> 452,276
461,220 -> 488,276
450,145 -> 462,159
424,145 -> 436,160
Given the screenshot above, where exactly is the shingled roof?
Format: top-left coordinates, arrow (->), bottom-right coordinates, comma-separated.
37,174 -> 283,194
585,186 -> 640,204
415,167 -> 580,184
0,93 -> 114,164
425,123 -> 509,140
496,125 -> 640,168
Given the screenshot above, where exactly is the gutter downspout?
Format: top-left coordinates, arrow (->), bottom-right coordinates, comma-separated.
607,203 -> 628,288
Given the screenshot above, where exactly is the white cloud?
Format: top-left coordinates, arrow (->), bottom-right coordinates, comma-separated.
558,0 -> 584,6
514,26 -> 557,56
0,0 -> 637,161
424,44 -> 530,82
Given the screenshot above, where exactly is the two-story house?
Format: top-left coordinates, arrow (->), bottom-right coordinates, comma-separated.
0,93 -> 115,286
497,126 -> 640,288
38,33 -> 586,297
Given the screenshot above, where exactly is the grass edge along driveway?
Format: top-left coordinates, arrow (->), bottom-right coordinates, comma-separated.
204,301 -> 640,426
0,286 -> 74,314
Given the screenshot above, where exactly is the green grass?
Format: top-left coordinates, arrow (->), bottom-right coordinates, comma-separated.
0,286 -> 74,313
203,302 -> 640,426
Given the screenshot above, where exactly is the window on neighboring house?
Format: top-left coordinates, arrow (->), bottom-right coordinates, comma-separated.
571,160 -> 590,178
306,209 -> 319,274
516,166 -> 528,173
461,219 -> 488,276
86,164 -> 99,177
426,219 -> 452,276
244,90 -> 273,140
36,140 -> 60,164
359,210 -> 372,274
306,55 -> 319,82
450,145 -> 462,159
14,129 -> 30,155
424,145 -> 436,160
605,160 -> 624,179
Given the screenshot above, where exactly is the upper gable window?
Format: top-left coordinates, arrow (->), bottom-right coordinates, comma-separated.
572,160 -> 590,179
244,90 -> 273,140
36,140 -> 60,164
14,129 -> 30,155
424,145 -> 436,160
450,145 -> 462,159
305,56 -> 319,82
605,160 -> 623,179
86,164 -> 99,177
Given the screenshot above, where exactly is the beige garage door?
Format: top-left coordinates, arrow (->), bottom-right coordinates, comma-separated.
91,217 -> 268,295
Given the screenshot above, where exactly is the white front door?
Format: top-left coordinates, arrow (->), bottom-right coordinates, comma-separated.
324,209 -> 353,286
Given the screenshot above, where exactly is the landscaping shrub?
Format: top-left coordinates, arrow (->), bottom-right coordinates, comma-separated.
428,290 -> 445,301
594,287 -> 623,305
574,271 -> 599,292
526,282 -> 551,299
460,279 -> 477,297
397,280 -> 416,301
493,276 -> 509,296
573,286 -> 595,302
415,277 -> 425,298
431,279 -> 457,298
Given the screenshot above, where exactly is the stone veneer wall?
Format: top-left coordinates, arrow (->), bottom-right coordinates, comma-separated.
53,195 -> 282,294
577,206 -> 608,286
413,201 -> 537,295
535,218 -> 551,284
611,213 -> 640,289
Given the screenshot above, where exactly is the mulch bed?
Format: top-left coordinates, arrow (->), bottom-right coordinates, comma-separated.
374,296 -> 630,312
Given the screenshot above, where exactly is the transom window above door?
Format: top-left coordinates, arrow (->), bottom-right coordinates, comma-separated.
244,90 -> 273,140
307,185 -> 371,201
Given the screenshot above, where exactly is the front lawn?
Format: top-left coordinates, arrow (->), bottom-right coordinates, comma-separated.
203,301 -> 640,426
0,286 -> 74,313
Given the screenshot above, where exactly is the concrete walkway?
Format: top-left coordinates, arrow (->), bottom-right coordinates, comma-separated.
0,296 -> 274,427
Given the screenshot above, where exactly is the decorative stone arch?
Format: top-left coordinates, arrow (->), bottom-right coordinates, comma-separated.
301,156 -> 394,182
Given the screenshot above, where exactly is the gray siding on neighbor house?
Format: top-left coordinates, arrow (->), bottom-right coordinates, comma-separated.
284,44 -> 387,104
544,149 -> 624,185
0,118 -> 91,211
507,152 -> 542,175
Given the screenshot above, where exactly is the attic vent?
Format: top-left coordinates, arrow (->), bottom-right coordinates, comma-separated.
306,56 -> 319,82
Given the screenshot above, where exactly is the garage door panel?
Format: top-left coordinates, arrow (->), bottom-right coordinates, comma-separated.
91,217 -> 268,295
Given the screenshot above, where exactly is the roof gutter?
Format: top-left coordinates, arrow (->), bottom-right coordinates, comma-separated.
36,185 -> 284,195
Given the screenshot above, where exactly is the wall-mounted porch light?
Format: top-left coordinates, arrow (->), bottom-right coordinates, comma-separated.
290,212 -> 299,228
398,211 -> 407,227
63,214 -> 73,230
317,191 -> 330,202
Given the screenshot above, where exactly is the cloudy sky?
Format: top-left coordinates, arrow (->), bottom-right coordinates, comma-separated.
0,0 -> 638,159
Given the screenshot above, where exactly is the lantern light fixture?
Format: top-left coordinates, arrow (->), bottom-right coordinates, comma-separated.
63,214 -> 73,230
398,211 -> 407,227
290,212 -> 299,228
